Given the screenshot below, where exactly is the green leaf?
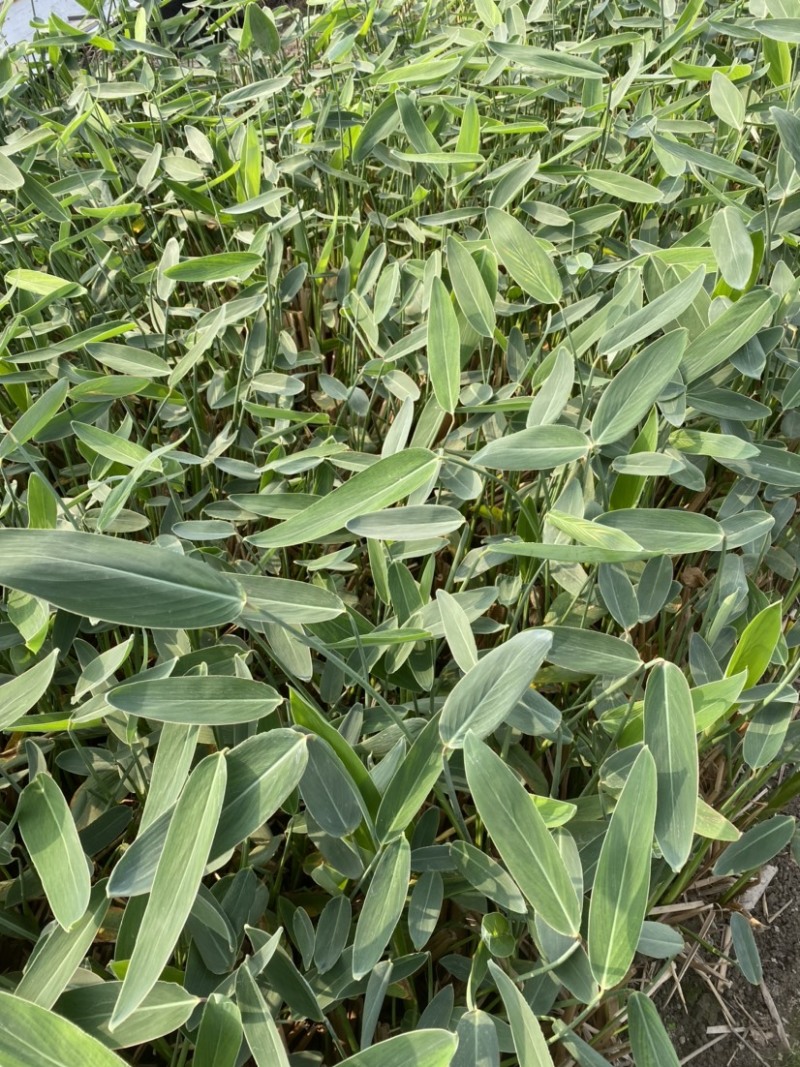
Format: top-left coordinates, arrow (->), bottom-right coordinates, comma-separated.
346,505 -> 464,541
238,575 -> 344,625
597,509 -> 724,553
598,269 -> 704,356
588,747 -> 657,990
730,913 -> 762,985
771,105 -> 800,171
473,425 -> 590,471
0,648 -> 59,731
16,881 -> 109,1008
352,837 -> 411,979
408,871 -> 444,951
598,563 -> 639,630
0,379 -> 70,460
544,627 -> 642,677
636,921 -> 685,960
436,588 -> 478,672
627,992 -> 680,1067
488,41 -> 606,79
682,290 -> 779,383
488,961 -> 555,1067
652,132 -> 761,187
214,729 -> 309,856
110,753 -> 227,1029
695,798 -> 740,842
18,774 -> 90,930
486,207 -> 562,304
427,277 -> 461,414
440,629 -> 552,748
743,701 -> 795,770
725,443 -> 800,488
0,153 -> 25,190
165,253 -> 262,283
289,690 -> 381,816
246,449 -> 439,549
452,1009 -> 500,1067
725,602 -> 783,687
464,733 -> 581,937
709,72 -> 745,131
6,269 -> 83,298
451,841 -> 526,913
0,530 -> 244,629
107,676 -> 281,726
236,966 -> 289,1067
21,174 -> 71,223
353,95 -> 401,164
376,716 -> 444,840
193,995 -> 243,1067
713,814 -> 795,876
592,331 -> 687,445
0,992 -> 128,1067
314,896 -> 352,975
54,982 -> 198,1049
584,170 -> 663,204
447,236 -> 496,338
710,207 -> 753,290
300,736 -> 364,838
86,343 -> 170,379
643,663 -> 698,872
336,1030 -> 458,1067
240,2 -> 279,53
527,348 -> 574,427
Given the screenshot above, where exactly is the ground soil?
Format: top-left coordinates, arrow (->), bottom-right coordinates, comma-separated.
659,832 -> 800,1066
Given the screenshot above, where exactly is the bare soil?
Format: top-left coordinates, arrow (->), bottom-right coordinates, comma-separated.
660,845 -> 800,1067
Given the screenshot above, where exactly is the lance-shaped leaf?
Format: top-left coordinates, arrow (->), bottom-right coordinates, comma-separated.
486,206 -> 562,304
16,881 -> 109,1008
447,235 -> 496,338
377,715 -> 445,840
0,992 -> 128,1067
643,662 -> 698,872
473,425 -> 590,471
107,676 -> 281,726
18,774 -> 90,931
464,733 -> 581,937
440,629 -> 552,748
193,994 -> 243,1067
427,277 -> 460,414
0,648 -> 59,731
588,747 -> 657,990
0,530 -> 244,629
725,601 -> 783,688
236,966 -> 290,1067
627,992 -> 680,1067
246,449 -> 439,549
337,1030 -> 458,1067
489,961 -> 554,1067
54,982 -> 198,1050
110,753 -> 227,1029
591,331 -> 687,446
352,836 -> 411,979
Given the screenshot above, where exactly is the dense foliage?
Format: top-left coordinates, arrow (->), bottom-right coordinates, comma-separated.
0,0 -> 799,1063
